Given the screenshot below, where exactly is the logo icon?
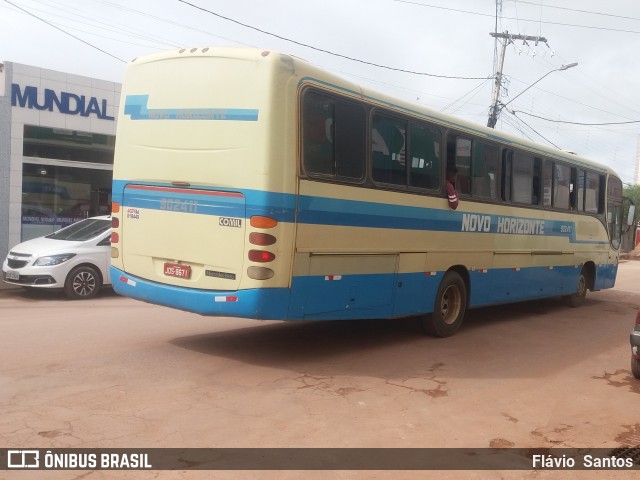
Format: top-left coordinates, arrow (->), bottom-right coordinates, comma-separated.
8,450 -> 39,468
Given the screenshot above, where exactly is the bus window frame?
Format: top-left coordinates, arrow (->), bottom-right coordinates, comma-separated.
370,108 -> 443,196
299,88 -> 367,186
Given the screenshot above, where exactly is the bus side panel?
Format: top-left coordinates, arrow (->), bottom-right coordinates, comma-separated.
288,254 -> 398,319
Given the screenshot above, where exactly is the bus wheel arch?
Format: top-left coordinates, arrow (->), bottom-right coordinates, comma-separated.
423,267 -> 469,337
564,264 -> 591,308
582,261 -> 596,290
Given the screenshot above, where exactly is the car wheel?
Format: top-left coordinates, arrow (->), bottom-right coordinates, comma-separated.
64,265 -> 101,300
632,357 -> 640,380
423,271 -> 467,337
564,269 -> 587,308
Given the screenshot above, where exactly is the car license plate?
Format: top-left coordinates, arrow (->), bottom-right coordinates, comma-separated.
164,263 -> 191,279
6,270 -> 19,280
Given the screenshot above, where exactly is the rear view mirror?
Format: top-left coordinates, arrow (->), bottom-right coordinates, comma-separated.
627,205 -> 636,226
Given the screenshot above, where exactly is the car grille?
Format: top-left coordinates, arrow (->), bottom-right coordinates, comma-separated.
7,252 -> 31,269
8,259 -> 29,269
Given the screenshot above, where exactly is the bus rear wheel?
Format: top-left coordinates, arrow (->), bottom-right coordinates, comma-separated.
423,271 -> 467,337
564,269 -> 587,308
632,357 -> 640,380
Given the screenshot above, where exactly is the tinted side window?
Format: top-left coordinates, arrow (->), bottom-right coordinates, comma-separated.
502,150 -> 513,202
471,142 -> 499,200
542,160 -> 553,207
409,123 -> 441,190
447,135 -> 471,195
585,172 -> 601,214
302,92 -> 365,181
554,164 -> 571,210
372,115 -> 407,185
334,102 -> 365,180
512,151 -> 534,204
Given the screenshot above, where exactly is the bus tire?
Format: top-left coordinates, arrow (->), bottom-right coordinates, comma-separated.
64,265 -> 101,300
423,271 -> 467,337
564,269 -> 587,308
632,357 -> 640,380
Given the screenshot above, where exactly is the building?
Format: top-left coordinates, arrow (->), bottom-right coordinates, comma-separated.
0,61 -> 120,262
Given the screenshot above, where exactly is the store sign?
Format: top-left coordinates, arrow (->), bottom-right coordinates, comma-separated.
11,84 -> 115,120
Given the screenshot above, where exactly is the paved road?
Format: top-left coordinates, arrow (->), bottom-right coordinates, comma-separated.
1,262 -> 640,479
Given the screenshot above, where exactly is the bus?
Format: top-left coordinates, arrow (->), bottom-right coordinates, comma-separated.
110,47 -> 627,337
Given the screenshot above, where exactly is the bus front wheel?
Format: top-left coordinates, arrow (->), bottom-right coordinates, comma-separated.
564,269 -> 588,308
423,271 -> 467,337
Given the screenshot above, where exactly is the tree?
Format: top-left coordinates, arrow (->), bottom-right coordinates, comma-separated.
624,184 -> 640,225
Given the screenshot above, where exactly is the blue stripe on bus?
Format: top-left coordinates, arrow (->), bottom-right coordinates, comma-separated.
112,181 -> 609,245
111,263 -> 617,320
111,266 -> 291,319
124,95 -> 259,121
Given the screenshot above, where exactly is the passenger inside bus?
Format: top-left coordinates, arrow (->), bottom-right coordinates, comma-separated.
446,166 -> 459,210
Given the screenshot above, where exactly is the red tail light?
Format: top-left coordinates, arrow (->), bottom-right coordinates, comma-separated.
636,309 -> 640,325
112,217 -> 120,228
248,250 -> 275,263
249,232 -> 276,246
111,232 -> 120,244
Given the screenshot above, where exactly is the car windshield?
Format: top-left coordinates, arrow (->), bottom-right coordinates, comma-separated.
46,218 -> 111,241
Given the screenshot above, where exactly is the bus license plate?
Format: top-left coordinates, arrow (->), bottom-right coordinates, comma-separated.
6,270 -> 19,280
164,263 -> 191,279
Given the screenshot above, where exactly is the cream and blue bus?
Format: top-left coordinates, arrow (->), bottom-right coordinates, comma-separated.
110,47 -> 626,336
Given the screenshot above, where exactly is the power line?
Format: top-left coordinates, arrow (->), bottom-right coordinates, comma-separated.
506,109 -> 640,126
512,1 -> 640,22
2,0 -> 126,63
395,0 -> 640,34
176,0 -> 490,80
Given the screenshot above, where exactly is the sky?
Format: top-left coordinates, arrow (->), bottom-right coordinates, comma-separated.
1,0 -> 639,184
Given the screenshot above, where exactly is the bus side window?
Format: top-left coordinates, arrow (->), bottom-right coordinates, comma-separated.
302,91 -> 365,181
409,123 -> 441,190
502,149 -> 513,202
302,92 -> 335,176
471,142 -> 498,200
511,151 -> 534,204
532,158 -> 541,205
575,169 -> 586,212
372,115 -> 407,185
553,163 -> 571,210
447,134 -> 471,195
584,171 -> 601,214
542,160 -> 553,207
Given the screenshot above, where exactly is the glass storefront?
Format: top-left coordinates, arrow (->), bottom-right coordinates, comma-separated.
21,126 -> 114,241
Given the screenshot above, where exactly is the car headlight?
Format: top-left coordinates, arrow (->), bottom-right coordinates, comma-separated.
34,253 -> 77,266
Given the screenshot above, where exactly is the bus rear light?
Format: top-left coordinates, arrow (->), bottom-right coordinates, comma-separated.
247,266 -> 274,280
112,217 -> 120,228
636,309 -> 640,325
215,296 -> 238,303
111,247 -> 119,258
249,232 -> 276,246
111,232 -> 120,244
250,216 -> 278,229
112,202 -> 120,213
248,250 -> 275,263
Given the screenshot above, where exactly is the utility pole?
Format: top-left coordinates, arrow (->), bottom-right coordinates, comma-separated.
487,32 -> 548,129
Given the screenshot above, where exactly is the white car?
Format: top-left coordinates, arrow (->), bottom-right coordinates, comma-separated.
2,216 -> 112,299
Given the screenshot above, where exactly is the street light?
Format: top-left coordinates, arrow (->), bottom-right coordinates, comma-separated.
487,62 -> 578,128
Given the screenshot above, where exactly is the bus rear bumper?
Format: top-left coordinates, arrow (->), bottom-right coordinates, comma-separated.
111,266 -> 290,320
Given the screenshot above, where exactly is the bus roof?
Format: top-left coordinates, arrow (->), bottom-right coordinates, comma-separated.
127,46 -> 620,178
